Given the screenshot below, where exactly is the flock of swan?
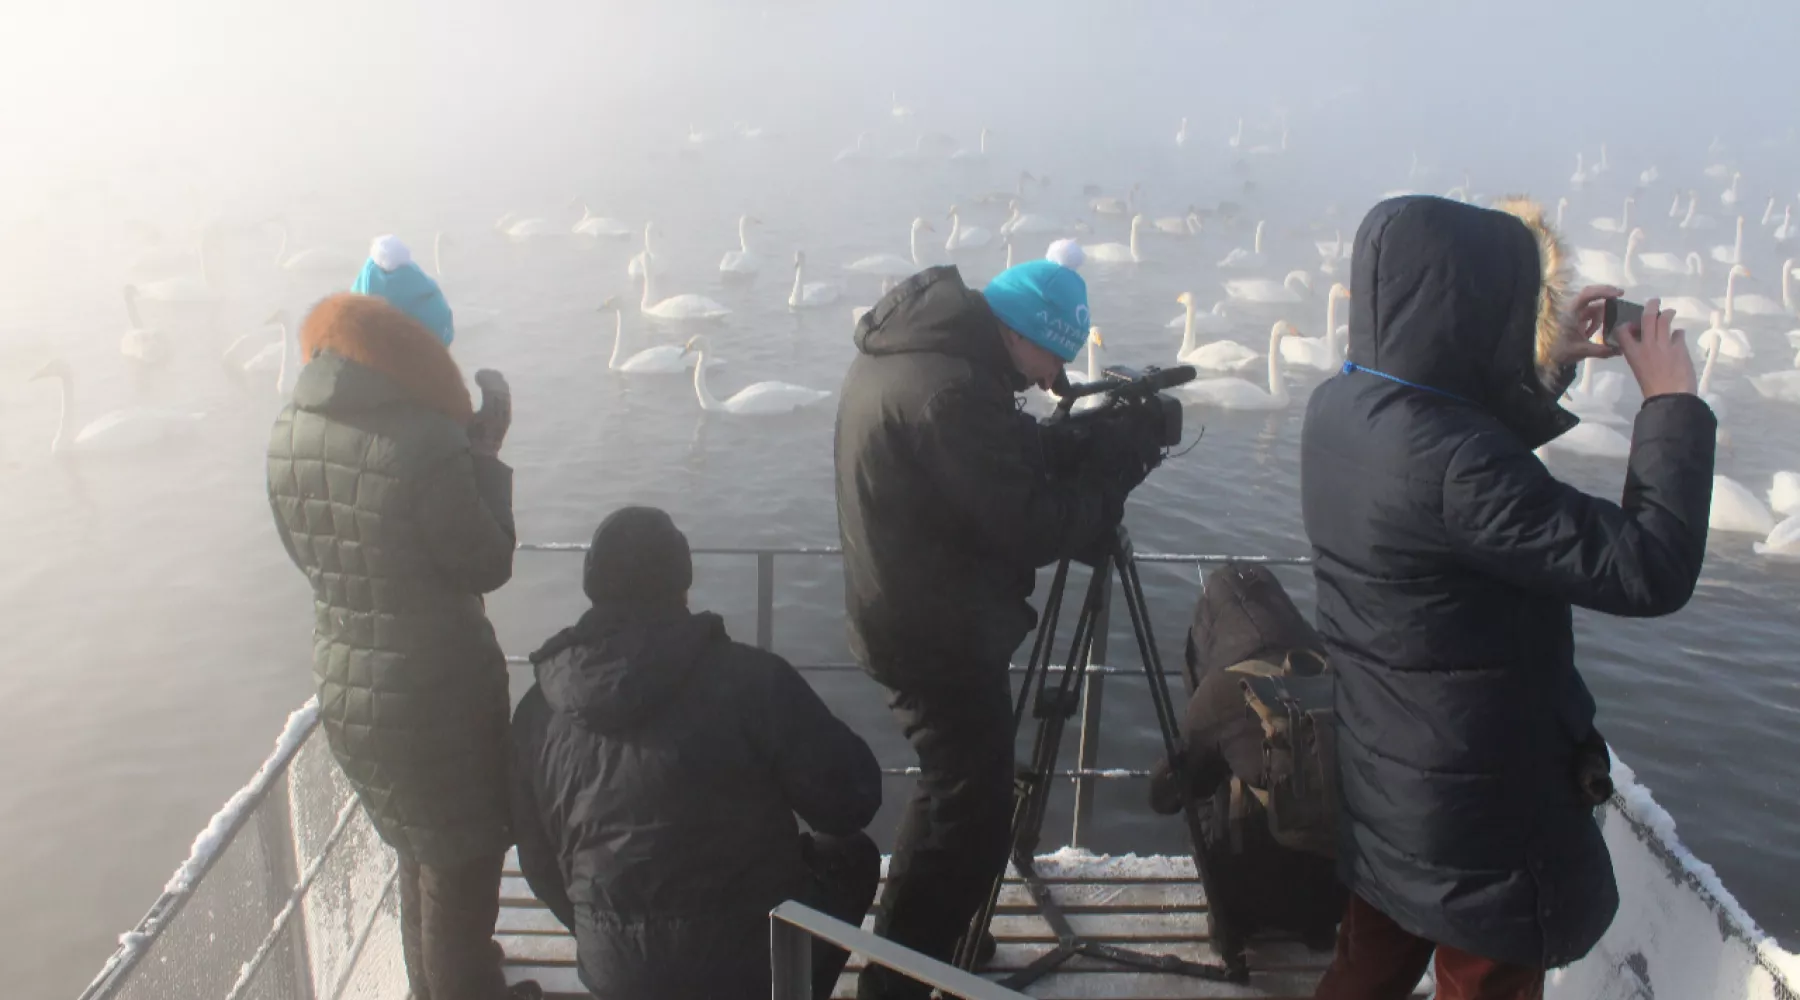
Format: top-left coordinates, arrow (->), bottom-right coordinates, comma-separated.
25,103 -> 1800,557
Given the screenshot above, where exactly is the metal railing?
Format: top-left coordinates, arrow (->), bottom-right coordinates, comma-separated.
769,901 -> 1030,1000
515,542 -> 1310,847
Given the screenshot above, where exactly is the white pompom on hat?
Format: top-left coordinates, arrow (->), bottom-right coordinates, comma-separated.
369,234 -> 412,272
1046,238 -> 1085,271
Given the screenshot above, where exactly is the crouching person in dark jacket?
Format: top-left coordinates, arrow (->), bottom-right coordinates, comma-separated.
509,507 -> 883,1000
1302,196 -> 1716,999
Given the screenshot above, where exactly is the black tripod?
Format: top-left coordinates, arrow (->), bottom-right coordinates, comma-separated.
952,526 -> 1250,988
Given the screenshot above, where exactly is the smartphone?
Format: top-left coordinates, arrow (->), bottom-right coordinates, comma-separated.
1602,298 -> 1644,347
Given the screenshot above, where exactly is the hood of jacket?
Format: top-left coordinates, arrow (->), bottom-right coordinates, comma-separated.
294,292 -> 473,421
853,265 -> 1026,392
529,607 -> 725,735
1347,196 -> 1577,447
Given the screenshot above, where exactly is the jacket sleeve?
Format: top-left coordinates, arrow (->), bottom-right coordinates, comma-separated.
916,382 -> 1115,570
509,689 -> 576,931
1442,394 -> 1717,617
416,450 -> 517,594
754,656 -> 883,836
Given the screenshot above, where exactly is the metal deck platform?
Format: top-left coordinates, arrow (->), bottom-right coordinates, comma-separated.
496,849 -> 1368,1000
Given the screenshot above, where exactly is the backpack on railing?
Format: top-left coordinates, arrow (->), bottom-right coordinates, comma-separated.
1223,650 -> 1339,859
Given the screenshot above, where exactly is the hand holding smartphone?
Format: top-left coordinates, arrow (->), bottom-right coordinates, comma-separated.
1602,298 -> 1645,349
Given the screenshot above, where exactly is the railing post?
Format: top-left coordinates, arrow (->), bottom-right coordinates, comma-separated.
769,915 -> 813,1000
756,553 -> 775,652
1071,570 -> 1112,848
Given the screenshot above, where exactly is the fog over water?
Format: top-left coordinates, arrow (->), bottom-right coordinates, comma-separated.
3,2 -> 1798,995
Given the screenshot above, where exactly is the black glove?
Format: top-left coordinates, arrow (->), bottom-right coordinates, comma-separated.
1574,727 -> 1614,806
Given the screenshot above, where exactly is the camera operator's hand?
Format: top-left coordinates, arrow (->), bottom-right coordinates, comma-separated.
1549,284 -> 1625,367
1617,297 -> 1698,399
469,369 -> 512,457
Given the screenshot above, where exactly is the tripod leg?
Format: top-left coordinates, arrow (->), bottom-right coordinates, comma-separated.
1112,546 -> 1251,982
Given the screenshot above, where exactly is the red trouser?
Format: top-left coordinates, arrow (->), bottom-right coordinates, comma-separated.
1313,894 -> 1545,1000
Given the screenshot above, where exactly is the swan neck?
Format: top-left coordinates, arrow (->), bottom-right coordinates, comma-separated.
1725,269 -> 1739,321
1699,340 -> 1718,395
738,217 -> 750,253
640,258 -> 655,310
1088,341 -> 1101,382
1253,222 -> 1264,254
1179,301 -> 1197,354
1326,289 -> 1341,339
693,352 -> 722,411
789,259 -> 805,307
1784,261 -> 1796,312
1267,328 -> 1286,399
1623,233 -> 1640,285
1686,252 -> 1703,275
1129,219 -> 1141,261
607,311 -> 624,368
910,222 -> 923,266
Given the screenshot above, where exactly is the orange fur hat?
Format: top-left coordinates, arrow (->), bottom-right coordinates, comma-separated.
299,293 -> 473,421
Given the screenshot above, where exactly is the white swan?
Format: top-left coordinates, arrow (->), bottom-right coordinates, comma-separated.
1721,171 -> 1742,207
835,131 -> 876,164
1085,215 -> 1144,264
1710,216 -> 1746,265
1225,271 -> 1313,305
1173,294 -> 1258,372
1747,350 -> 1800,403
1217,221 -> 1266,269
1666,265 -> 1743,324
1064,328 -> 1105,387
268,221 -> 359,275
1168,292 -> 1230,333
1000,201 -> 1062,237
1090,183 -> 1140,217
1768,472 -> 1800,516
137,229 -> 219,303
1570,151 -> 1589,188
1175,117 -> 1189,149
1753,516 -> 1800,558
1541,422 -> 1631,460
1591,196 -> 1634,234
1152,209 -> 1200,237
1575,228 -> 1644,288
1775,207 -> 1797,244
788,252 -> 841,310
719,215 -> 762,277
1178,323 -> 1295,410
949,127 -> 991,162
638,258 -> 730,321
1281,283 -> 1350,372
1639,165 -> 1660,186
573,205 -> 632,239
1679,192 -> 1716,230
30,359 -> 203,454
118,285 -> 167,365
495,211 -> 557,241
1710,264 -> 1782,322
945,207 -> 993,252
847,218 -> 933,277
1698,311 -> 1753,361
223,310 -> 295,393
1636,236 -> 1702,277
626,223 -> 666,279
1562,358 -> 1629,425
890,90 -> 913,120
1720,260 -> 1796,318
683,337 -> 830,415
601,297 -> 694,373
1710,475 -> 1776,535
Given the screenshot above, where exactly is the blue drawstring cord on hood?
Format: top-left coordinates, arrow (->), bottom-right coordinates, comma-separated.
1340,361 -> 1472,405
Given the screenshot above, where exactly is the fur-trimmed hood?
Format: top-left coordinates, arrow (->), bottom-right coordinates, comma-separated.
295,293 -> 473,421
1346,195 -> 1577,447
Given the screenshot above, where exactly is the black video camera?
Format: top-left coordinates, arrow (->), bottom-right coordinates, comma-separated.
1043,363 -> 1195,459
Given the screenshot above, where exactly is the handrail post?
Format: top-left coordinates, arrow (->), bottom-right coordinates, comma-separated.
769,915 -> 813,1000
756,553 -> 775,652
1072,569 -> 1112,849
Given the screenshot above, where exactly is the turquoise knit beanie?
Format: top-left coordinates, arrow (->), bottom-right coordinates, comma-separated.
351,235 -> 455,346
981,240 -> 1089,362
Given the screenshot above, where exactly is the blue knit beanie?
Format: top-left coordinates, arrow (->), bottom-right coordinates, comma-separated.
351,235 -> 455,346
982,240 -> 1089,362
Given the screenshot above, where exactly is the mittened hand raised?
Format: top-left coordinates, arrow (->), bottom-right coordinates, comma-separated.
470,369 -> 512,456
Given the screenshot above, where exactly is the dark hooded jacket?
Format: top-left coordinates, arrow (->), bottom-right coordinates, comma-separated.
509,607 -> 881,1000
267,294 -> 516,867
1301,196 -> 1716,967
835,266 -> 1118,684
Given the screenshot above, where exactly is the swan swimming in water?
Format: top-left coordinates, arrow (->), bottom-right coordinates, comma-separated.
1084,215 -> 1144,264
573,205 -> 632,240
1000,201 -> 1061,237
1178,323 -> 1296,410
949,127 -> 992,162
1173,292 -> 1257,372
1225,271 -> 1313,305
30,359 -> 204,454
1710,216 -> 1746,265
683,337 -> 831,415
626,223 -> 667,279
1281,284 -> 1350,372
222,310 -> 296,393
1561,357 -> 1630,426
944,207 -> 993,252
637,256 -> 731,321
1747,349 -> 1800,404
1634,231 -> 1702,277
1665,265 -> 1744,325
1590,196 -> 1634,234
1575,228 -> 1645,288
267,220 -> 359,275
1710,475 -> 1776,535
847,218 -> 934,277
1217,221 -> 1266,269
118,285 -> 167,365
495,211 -> 557,241
601,297 -> 695,373
719,216 -> 763,277
1168,291 -> 1230,333
788,252 -> 842,310
1768,472 -> 1800,517
1698,311 -> 1753,361
1754,515 -> 1800,558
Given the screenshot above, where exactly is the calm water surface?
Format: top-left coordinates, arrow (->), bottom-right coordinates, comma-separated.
2,121 -> 1796,997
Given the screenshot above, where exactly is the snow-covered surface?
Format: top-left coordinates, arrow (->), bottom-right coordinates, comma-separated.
1547,752 -> 1799,999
